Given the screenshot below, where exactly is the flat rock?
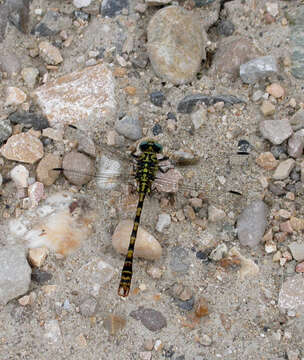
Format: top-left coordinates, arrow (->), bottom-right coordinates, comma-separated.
112,220 -> 162,260
272,158 -> 295,180
0,245 -> 31,305
33,63 -> 116,131
1,133 -> 44,164
62,151 -> 95,186
147,5 -> 207,84
240,55 -> 278,84
259,120 -> 293,145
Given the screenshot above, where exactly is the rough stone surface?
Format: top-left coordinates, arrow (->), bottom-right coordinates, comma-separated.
278,274 -> 304,311
240,55 -> 278,84
259,120 -> 293,145
0,133 -> 44,164
130,307 -> 167,331
0,246 -> 31,305
147,6 -> 207,84
33,63 -> 116,131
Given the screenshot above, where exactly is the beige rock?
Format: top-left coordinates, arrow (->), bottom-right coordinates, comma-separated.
266,83 -> 285,98
229,247 -> 259,279
33,63 -> 116,130
260,100 -> 275,116
256,152 -> 278,170
290,216 -> 304,231
28,247 -> 49,267
39,41 -> 63,65
36,153 -> 62,186
112,220 -> 162,260
0,133 -> 43,164
5,87 -> 27,106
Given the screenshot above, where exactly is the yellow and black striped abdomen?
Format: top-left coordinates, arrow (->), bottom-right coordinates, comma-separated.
118,141 -> 161,297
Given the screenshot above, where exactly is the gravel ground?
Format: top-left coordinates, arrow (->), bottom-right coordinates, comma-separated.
0,0 -> 304,359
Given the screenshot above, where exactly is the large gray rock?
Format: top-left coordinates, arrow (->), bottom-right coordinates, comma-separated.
237,200 -> 269,248
0,246 -> 31,305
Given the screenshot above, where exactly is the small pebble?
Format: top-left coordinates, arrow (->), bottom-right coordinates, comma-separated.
62,151 -> 95,186
103,314 -> 126,335
265,241 -> 277,254
150,91 -> 164,107
198,333 -> 212,346
36,153 -> 62,186
290,217 -> 304,232
260,100 -> 275,116
289,242 -> 304,261
190,107 -> 207,130
21,67 -> 39,89
112,220 -> 162,260
266,83 -> 285,98
256,152 -> 278,170
5,87 -> 27,106
115,115 -> 142,141
130,307 -> 167,332
209,243 -> 227,261
39,41 -> 63,65
260,119 -> 293,145
280,220 -> 293,234
195,297 -> 209,318
156,213 -> 171,232
146,265 -> 163,279
28,247 -> 49,267
295,262 -> 304,273
272,158 -> 295,180
208,205 -> 226,222
10,165 -> 29,188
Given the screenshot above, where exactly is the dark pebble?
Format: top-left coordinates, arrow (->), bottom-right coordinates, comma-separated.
9,111 -> 49,130
237,139 -> 251,154
74,10 -> 90,22
130,307 -> 167,332
285,183 -> 296,193
268,183 -> 286,196
31,269 -> 53,284
177,94 -> 245,114
150,91 -> 165,107
152,123 -> 162,135
196,250 -> 210,262
167,112 -> 177,120
100,0 -> 129,18
31,10 -> 71,37
174,297 -> 195,311
290,168 -> 301,181
294,182 -> 304,195
271,145 -> 286,159
217,20 -> 235,36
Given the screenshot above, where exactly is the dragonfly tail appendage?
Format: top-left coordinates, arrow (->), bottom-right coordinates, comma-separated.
118,193 -> 146,297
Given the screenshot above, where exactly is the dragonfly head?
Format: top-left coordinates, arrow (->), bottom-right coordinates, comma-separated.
139,139 -> 163,153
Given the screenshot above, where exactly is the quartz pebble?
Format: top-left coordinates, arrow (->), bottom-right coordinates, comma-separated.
266,83 -> 285,98
5,86 -> 27,106
296,262 -> 304,273
237,200 -> 268,247
1,133 -> 44,164
191,107 -> 207,130
62,151 -> 95,186
10,165 -> 29,188
112,220 -> 162,260
210,243 -> 227,261
39,41 -> 63,65
288,130 -> 304,158
28,182 -> 44,207
28,247 -> 49,267
156,213 -> 171,232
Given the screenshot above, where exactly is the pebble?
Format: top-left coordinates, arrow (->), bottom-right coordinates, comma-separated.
156,213 -> 171,232
273,251 -> 282,262
0,52 -> 21,77
1,133 -> 44,164
112,220 -> 162,260
28,247 -> 49,267
28,182 -> 45,207
266,83 -> 285,99
288,130 -> 304,158
32,10 -> 72,37
150,91 -> 164,107
73,0 -> 92,8
169,246 -> 189,273
130,307 -> 167,332
36,153 -> 62,186
229,247 -> 259,279
31,268 -> 53,284
259,119 -> 293,145
209,243 -> 227,261
21,67 -> 39,89
256,152 -> 278,170
139,352 -> 152,360
62,151 -> 95,186
240,55 -> 278,84
42,128 -> 63,141
115,115 -> 143,141
35,66 -> 115,130
252,90 -> 264,102
265,2 -> 279,17
0,246 -> 31,305
280,220 -> 293,234
213,37 -> 261,77
272,158 -> 295,180
79,296 -> 98,317
278,274 -> 304,311
10,164 -> 29,188
9,111 -> 49,130
296,262 -> 304,273
290,217 -> 304,232
146,265 -> 163,279
289,242 -> 304,261
260,100 -> 275,116
103,314 -> 126,335
190,107 -> 207,130
100,0 -> 128,17
195,297 -> 209,318
198,333 -> 212,346
265,241 -> 277,254
147,6 -> 207,84
237,200 -> 268,247
5,86 -> 27,106
217,19 -> 235,36
0,118 -> 12,143
208,205 -> 226,223
44,319 -> 62,344
39,41 -> 63,65
290,109 -> 304,131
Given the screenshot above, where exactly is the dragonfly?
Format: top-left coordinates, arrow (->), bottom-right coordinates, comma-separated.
53,136 -> 204,297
